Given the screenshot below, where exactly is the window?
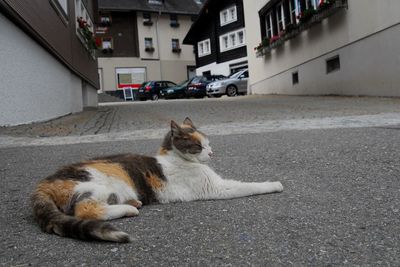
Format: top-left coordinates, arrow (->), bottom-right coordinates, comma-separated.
265,12 -> 273,38
276,2 -> 285,32
170,14 -> 179,27
101,37 -> 113,49
56,0 -> 68,14
289,0 -> 299,24
75,0 -> 93,32
222,36 -> 228,49
148,0 -> 162,5
198,39 -> 211,57
145,38 -> 154,52
172,39 -> 181,53
100,15 -> 111,26
219,29 -> 246,52
326,55 -> 340,73
143,13 -> 153,26
309,0 -> 319,9
220,5 -> 237,26
50,0 -> 68,21
292,71 -> 299,85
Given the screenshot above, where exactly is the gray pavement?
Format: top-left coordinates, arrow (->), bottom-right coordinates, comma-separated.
1,95 -> 400,266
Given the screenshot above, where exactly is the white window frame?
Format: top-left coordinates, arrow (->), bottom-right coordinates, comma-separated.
265,12 -> 273,38
220,5 -> 237,26
198,39 -> 211,57
57,0 -> 68,14
75,0 -> 93,32
219,28 -> 246,52
101,37 -> 113,49
307,0 -> 319,9
289,0 -> 299,24
276,2 -> 285,32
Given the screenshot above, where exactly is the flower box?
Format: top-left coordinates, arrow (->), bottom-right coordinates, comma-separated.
145,47 -> 155,52
314,0 -> 348,22
143,20 -> 153,26
172,48 -> 182,53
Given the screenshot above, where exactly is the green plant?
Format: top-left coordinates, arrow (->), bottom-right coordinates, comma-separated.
298,8 -> 317,24
77,17 -> 97,51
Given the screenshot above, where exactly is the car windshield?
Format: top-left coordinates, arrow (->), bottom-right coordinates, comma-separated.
191,76 -> 203,83
229,70 -> 244,79
177,80 -> 190,86
143,81 -> 152,86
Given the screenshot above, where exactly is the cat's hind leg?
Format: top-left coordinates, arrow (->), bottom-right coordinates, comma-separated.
75,200 -> 139,221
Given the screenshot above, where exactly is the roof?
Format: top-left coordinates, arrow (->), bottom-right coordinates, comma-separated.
98,0 -> 201,15
183,0 -> 213,44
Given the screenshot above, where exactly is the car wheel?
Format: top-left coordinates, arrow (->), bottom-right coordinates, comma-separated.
226,85 -> 238,97
151,94 -> 159,101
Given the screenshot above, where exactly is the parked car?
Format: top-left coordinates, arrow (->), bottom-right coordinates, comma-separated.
206,69 -> 249,97
137,80 -> 176,101
185,75 -> 226,98
160,79 -> 192,99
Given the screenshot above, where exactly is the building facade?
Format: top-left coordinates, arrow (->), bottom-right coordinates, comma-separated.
96,0 -> 200,94
244,0 -> 400,97
0,0 -> 99,126
184,0 -> 248,77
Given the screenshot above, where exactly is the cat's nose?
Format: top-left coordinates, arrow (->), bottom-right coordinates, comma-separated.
208,151 -> 213,157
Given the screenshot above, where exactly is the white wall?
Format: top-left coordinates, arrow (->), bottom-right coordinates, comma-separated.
0,14 -> 97,126
196,56 -> 248,76
243,0 -> 400,96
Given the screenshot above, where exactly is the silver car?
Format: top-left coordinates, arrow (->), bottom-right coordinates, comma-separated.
206,69 -> 248,97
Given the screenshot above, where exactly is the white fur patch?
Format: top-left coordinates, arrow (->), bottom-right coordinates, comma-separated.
74,167 -> 138,203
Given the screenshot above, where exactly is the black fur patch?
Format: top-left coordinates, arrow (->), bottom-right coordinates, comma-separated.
45,164 -> 90,182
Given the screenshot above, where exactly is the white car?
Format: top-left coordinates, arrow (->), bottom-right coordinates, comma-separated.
206,69 -> 248,97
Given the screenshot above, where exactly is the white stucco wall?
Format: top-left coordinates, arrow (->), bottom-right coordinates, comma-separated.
243,0 -> 400,96
0,14 -> 97,126
195,56 -> 248,76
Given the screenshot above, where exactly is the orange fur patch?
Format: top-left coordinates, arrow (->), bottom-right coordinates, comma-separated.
74,200 -> 105,220
86,162 -> 134,188
146,173 -> 164,190
158,147 -> 169,155
35,180 -> 77,209
190,131 -> 204,143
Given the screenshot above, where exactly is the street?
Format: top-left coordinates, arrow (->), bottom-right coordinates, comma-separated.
1,95 -> 399,266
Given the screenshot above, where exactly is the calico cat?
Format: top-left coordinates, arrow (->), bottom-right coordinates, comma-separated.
31,118 -> 283,243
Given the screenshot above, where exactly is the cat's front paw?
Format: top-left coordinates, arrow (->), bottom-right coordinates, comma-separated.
273,181 -> 283,192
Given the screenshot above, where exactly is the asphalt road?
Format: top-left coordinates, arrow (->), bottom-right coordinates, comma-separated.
0,96 -> 399,266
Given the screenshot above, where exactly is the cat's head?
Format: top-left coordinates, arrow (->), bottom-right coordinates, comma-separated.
160,117 -> 213,163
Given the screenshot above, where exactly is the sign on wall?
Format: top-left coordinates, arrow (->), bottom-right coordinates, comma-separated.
115,68 -> 146,89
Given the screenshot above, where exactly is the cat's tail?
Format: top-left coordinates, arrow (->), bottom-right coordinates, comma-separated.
31,186 -> 131,243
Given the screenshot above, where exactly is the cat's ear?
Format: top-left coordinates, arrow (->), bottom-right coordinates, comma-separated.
183,117 -> 196,129
171,120 -> 181,136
